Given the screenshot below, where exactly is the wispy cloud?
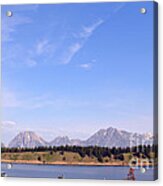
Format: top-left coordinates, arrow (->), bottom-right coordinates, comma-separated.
61,43 -> 82,64
79,59 -> 96,70
36,40 -> 48,55
24,39 -> 56,67
2,14 -> 32,42
80,19 -> 104,38
113,3 -> 126,13
2,90 -> 51,109
2,90 -> 64,109
2,89 -> 90,110
2,43 -> 38,68
3,89 -> 120,111
2,5 -> 39,42
2,7 -> 104,68
79,63 -> 93,70
36,39 -> 53,55
4,38 -> 56,68
60,19 -> 104,65
2,6 -> 43,68
1,121 -> 17,128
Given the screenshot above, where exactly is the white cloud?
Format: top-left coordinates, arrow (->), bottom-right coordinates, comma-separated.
61,19 -> 104,65
2,43 -> 38,68
36,39 -> 50,55
2,7 -> 44,68
61,43 -> 82,64
79,63 -> 93,70
2,14 -> 32,42
2,90 -> 57,109
3,13 -> 104,67
23,39 -> 56,67
2,89 -> 90,110
9,39 -> 55,68
70,43 -> 82,54
3,16 -> 104,69
1,121 -> 16,128
80,19 -> 104,38
113,3 -> 125,13
2,5 -> 39,42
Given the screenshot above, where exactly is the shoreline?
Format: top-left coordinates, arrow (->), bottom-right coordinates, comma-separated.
1,159 -> 129,166
1,159 -> 155,167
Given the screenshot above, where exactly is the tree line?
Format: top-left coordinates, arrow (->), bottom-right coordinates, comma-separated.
1,144 -> 158,163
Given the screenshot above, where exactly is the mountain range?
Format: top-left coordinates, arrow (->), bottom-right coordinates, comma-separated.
4,127 -> 154,148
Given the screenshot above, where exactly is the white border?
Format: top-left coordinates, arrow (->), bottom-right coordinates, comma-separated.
0,0 -> 162,185
0,0 -> 155,5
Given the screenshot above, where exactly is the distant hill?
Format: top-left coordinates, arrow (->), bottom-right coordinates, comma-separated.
49,136 -> 83,147
8,131 -> 48,148
7,127 -> 154,148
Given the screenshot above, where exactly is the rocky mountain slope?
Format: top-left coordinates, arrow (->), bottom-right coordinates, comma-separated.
8,131 -> 48,148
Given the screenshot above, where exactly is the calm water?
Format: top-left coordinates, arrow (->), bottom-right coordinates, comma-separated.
1,163 -> 155,181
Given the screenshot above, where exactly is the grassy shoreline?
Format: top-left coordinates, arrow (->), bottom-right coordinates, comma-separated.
1,159 -> 156,167
1,159 -> 129,166
1,146 -> 157,167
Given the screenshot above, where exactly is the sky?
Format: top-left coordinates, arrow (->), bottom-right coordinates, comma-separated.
1,2 -> 155,144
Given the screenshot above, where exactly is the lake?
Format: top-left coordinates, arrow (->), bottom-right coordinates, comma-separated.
1,163 -> 156,181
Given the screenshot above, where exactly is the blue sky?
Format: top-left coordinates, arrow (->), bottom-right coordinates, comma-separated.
2,2 -> 154,144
